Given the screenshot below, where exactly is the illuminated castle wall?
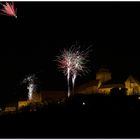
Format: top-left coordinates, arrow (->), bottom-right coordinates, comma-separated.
76,68 -> 113,94
125,76 -> 140,95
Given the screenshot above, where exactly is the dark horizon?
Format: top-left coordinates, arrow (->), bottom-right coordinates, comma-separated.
0,2 -> 140,97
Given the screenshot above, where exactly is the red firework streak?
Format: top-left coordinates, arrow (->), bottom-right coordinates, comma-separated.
0,2 -> 17,18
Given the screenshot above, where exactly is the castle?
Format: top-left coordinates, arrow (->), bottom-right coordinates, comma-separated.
75,68 -> 140,95
19,68 -> 140,110
4,68 -> 140,112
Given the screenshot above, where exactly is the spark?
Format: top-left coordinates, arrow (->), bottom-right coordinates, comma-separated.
56,45 -> 91,97
0,2 -> 17,18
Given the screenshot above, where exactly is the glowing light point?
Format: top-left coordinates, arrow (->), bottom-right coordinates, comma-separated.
82,102 -> 86,106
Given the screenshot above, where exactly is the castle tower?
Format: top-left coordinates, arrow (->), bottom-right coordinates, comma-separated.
96,68 -> 112,83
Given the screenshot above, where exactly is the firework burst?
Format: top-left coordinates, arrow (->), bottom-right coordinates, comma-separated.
0,2 -> 17,18
56,45 -> 91,97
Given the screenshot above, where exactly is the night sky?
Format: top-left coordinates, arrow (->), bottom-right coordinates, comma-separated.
0,2 -> 140,97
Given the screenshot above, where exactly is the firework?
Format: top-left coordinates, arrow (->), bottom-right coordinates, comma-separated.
23,74 -> 36,101
27,83 -> 35,101
56,45 -> 91,97
0,2 -> 17,18
71,47 -> 90,92
56,49 -> 74,97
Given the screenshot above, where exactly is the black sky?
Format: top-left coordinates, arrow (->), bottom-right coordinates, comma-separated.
0,2 -> 140,96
